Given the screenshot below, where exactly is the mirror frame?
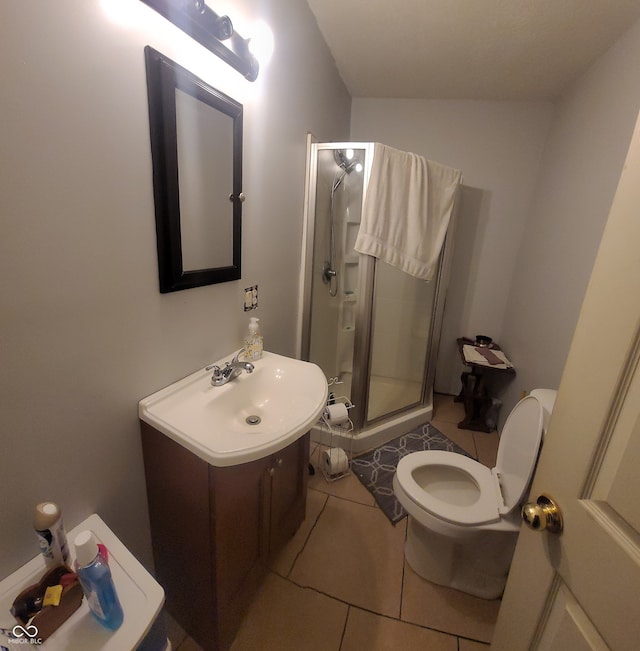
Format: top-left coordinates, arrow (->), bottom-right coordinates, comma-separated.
145,46 -> 243,293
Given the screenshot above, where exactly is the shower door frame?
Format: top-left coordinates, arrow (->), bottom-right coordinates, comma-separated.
299,138 -> 456,434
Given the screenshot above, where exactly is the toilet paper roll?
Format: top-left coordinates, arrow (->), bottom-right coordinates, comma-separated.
324,403 -> 349,426
322,447 -> 349,475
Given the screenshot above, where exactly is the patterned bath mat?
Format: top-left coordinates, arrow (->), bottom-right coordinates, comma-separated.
352,423 -> 471,525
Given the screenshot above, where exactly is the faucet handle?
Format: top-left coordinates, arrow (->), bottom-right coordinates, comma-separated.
211,364 -> 231,386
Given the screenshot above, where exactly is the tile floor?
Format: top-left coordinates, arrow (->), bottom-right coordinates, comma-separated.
167,394 -> 502,651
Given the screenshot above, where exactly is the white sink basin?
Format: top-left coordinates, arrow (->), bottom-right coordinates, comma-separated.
139,351 -> 328,467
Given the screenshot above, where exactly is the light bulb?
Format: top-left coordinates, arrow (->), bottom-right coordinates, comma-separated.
248,21 -> 274,67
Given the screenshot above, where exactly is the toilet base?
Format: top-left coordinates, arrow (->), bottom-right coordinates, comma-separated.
404,516 -> 518,600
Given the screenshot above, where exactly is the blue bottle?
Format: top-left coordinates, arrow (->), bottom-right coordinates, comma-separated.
73,530 -> 124,631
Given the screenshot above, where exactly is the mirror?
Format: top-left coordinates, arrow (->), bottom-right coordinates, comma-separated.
145,46 -> 243,292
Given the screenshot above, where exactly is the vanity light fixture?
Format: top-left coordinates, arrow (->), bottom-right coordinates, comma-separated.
140,0 -> 259,81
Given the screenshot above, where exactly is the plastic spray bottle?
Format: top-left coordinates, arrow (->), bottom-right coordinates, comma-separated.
34,502 -> 70,568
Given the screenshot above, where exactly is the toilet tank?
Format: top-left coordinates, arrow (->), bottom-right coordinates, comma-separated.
528,388 -> 557,434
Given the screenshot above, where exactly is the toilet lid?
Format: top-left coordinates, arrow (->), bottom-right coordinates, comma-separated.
495,395 -> 544,513
395,451 -> 502,526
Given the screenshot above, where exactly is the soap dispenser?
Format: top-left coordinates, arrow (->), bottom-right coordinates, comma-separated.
244,317 -> 263,361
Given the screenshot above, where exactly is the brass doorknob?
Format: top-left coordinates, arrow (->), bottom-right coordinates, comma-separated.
522,494 -> 563,534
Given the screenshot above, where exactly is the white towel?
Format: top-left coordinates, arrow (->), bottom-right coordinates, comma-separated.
354,143 -> 462,281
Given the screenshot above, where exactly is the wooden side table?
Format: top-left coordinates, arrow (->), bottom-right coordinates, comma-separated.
454,337 -> 515,432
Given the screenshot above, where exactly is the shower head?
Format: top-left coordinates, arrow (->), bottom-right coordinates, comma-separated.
332,149 -> 363,193
334,149 -> 357,174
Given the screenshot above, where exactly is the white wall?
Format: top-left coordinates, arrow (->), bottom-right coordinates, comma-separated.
498,17 -> 640,419
0,0 -> 350,579
350,100 -> 554,394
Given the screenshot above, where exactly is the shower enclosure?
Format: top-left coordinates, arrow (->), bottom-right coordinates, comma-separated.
299,141 -> 456,452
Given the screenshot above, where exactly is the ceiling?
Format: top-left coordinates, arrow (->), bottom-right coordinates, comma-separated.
305,0 -> 640,101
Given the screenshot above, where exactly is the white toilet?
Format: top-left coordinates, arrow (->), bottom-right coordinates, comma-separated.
393,389 -> 557,599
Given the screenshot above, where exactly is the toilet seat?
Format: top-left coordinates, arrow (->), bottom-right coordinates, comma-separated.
394,393 -> 552,530
395,451 -> 503,526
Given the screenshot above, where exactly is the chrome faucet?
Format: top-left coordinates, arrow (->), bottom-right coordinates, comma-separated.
210,349 -> 255,386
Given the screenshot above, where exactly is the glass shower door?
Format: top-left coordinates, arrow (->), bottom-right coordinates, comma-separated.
366,259 -> 438,422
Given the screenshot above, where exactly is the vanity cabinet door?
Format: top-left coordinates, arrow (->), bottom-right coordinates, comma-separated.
269,433 -> 309,555
209,456 -> 271,650
140,422 -> 218,648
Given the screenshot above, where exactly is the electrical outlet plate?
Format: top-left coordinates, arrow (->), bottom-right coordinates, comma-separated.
244,285 -> 258,311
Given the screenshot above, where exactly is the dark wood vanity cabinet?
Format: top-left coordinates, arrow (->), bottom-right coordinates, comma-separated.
140,422 -> 310,651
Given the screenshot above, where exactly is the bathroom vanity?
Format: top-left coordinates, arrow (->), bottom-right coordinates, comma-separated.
138,351 -> 328,651
141,423 -> 309,651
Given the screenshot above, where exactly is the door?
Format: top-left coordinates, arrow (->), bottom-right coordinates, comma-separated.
492,112 -> 640,650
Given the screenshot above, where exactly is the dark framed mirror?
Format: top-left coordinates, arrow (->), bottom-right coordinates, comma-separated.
145,46 -> 243,293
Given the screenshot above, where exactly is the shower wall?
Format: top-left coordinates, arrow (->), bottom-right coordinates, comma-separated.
333,158 -> 363,382
307,147 -> 365,406
308,154 -> 339,378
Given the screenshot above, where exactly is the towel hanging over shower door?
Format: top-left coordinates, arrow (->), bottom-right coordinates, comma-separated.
354,143 -> 462,281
